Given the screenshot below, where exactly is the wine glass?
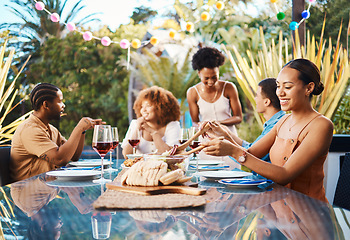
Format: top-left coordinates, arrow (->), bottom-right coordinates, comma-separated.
92,125 -> 113,184
189,127 -> 201,172
106,127 -> 119,172
180,128 -> 189,145
128,129 -> 141,155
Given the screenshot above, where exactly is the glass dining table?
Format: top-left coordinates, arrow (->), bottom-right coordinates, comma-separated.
0,160 -> 349,240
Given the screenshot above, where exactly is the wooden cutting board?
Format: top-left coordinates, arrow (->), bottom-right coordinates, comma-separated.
106,182 -> 206,196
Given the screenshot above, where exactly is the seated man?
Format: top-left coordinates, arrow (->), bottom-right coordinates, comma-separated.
10,83 -> 103,181
207,78 -> 285,162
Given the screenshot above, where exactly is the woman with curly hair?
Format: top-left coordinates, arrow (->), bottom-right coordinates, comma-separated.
122,86 -> 181,157
187,47 -> 243,135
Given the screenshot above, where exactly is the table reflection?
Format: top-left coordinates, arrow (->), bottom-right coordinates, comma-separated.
1,171 -> 348,239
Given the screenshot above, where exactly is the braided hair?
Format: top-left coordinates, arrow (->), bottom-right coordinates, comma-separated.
30,83 -> 60,111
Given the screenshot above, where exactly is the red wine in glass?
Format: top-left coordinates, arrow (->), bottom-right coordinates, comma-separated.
189,141 -> 200,149
180,139 -> 188,144
92,142 -> 113,158
128,139 -> 140,147
111,141 -> 119,150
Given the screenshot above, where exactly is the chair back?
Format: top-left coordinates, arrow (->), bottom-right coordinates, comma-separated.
0,146 -> 13,186
333,152 -> 350,211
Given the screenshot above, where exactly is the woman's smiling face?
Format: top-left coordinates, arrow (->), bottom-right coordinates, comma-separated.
140,100 -> 157,121
276,67 -> 310,111
198,67 -> 219,88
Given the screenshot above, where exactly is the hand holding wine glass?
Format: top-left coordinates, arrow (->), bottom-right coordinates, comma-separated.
92,125 -> 113,184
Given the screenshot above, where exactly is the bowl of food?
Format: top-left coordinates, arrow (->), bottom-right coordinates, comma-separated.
143,154 -> 189,172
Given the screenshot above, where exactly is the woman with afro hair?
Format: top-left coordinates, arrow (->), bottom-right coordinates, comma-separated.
187,47 -> 242,135
122,86 -> 181,157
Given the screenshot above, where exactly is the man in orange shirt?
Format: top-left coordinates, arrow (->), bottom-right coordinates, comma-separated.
10,83 -> 103,181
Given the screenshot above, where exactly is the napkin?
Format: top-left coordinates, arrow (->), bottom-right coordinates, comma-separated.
189,165 -> 230,170
220,179 -> 269,185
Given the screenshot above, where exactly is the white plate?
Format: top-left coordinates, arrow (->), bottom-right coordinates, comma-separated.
189,160 -> 224,165
46,170 -> 101,180
196,170 -> 252,180
46,180 -> 99,187
189,165 -> 230,171
218,179 -> 267,188
70,159 -> 112,167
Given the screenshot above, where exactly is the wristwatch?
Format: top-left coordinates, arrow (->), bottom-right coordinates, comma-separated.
238,149 -> 248,163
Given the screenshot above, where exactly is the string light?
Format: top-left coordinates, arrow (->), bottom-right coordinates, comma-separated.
271,0 -> 315,30
31,0 -> 316,69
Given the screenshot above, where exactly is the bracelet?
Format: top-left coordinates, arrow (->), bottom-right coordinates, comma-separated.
82,130 -> 86,134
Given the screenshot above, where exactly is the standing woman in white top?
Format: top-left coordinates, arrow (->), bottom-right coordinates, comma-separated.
187,47 -> 243,135
122,86 -> 181,157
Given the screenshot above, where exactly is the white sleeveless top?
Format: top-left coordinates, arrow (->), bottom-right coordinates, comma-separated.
195,82 -> 237,135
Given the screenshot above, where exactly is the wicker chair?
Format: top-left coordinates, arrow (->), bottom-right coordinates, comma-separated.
333,152 -> 350,211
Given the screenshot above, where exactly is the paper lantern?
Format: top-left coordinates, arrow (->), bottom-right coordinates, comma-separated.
185,22 -> 194,32
83,31 -> 93,41
289,21 -> 299,30
66,23 -> 76,31
131,39 -> 141,49
101,36 -> 111,46
216,1 -> 225,10
120,39 -> 130,49
50,13 -> 60,23
277,12 -> 285,20
150,36 -> 159,45
301,10 -> 310,19
169,30 -> 176,39
35,2 -> 45,11
201,12 -> 210,21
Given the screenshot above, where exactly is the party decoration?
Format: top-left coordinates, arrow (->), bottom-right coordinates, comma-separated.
186,22 -> 194,32
83,31 -> 93,41
169,29 -> 176,39
131,39 -> 141,49
215,1 -> 225,10
201,12 -> 210,21
101,36 -> 111,46
272,0 -> 314,31
277,12 -> 285,20
35,2 -> 45,11
66,22 -> 76,31
150,36 -> 159,45
50,13 -> 60,23
120,39 -> 130,49
289,21 -> 299,30
301,10 -> 310,19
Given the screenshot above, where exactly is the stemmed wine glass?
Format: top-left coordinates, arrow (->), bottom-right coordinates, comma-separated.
189,127 -> 200,172
128,130 -> 141,155
180,128 -> 189,145
106,127 -> 119,172
92,125 -> 113,184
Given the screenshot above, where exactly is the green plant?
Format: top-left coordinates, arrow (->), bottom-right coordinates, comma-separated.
221,20 -> 350,132
0,39 -> 31,240
333,87 -> 350,134
0,40 -> 31,145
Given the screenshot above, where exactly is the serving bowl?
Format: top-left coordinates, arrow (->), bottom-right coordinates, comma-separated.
143,154 -> 190,172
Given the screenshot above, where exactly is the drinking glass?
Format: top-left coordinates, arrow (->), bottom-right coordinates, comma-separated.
92,125 -> 113,184
128,129 -> 141,155
91,212 -> 112,239
180,128 -> 189,145
106,127 -> 119,172
189,127 -> 200,172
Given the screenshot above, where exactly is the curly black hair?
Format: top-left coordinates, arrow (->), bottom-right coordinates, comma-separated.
191,47 -> 225,71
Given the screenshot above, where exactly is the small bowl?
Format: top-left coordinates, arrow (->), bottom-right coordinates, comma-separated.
143,154 -> 189,172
